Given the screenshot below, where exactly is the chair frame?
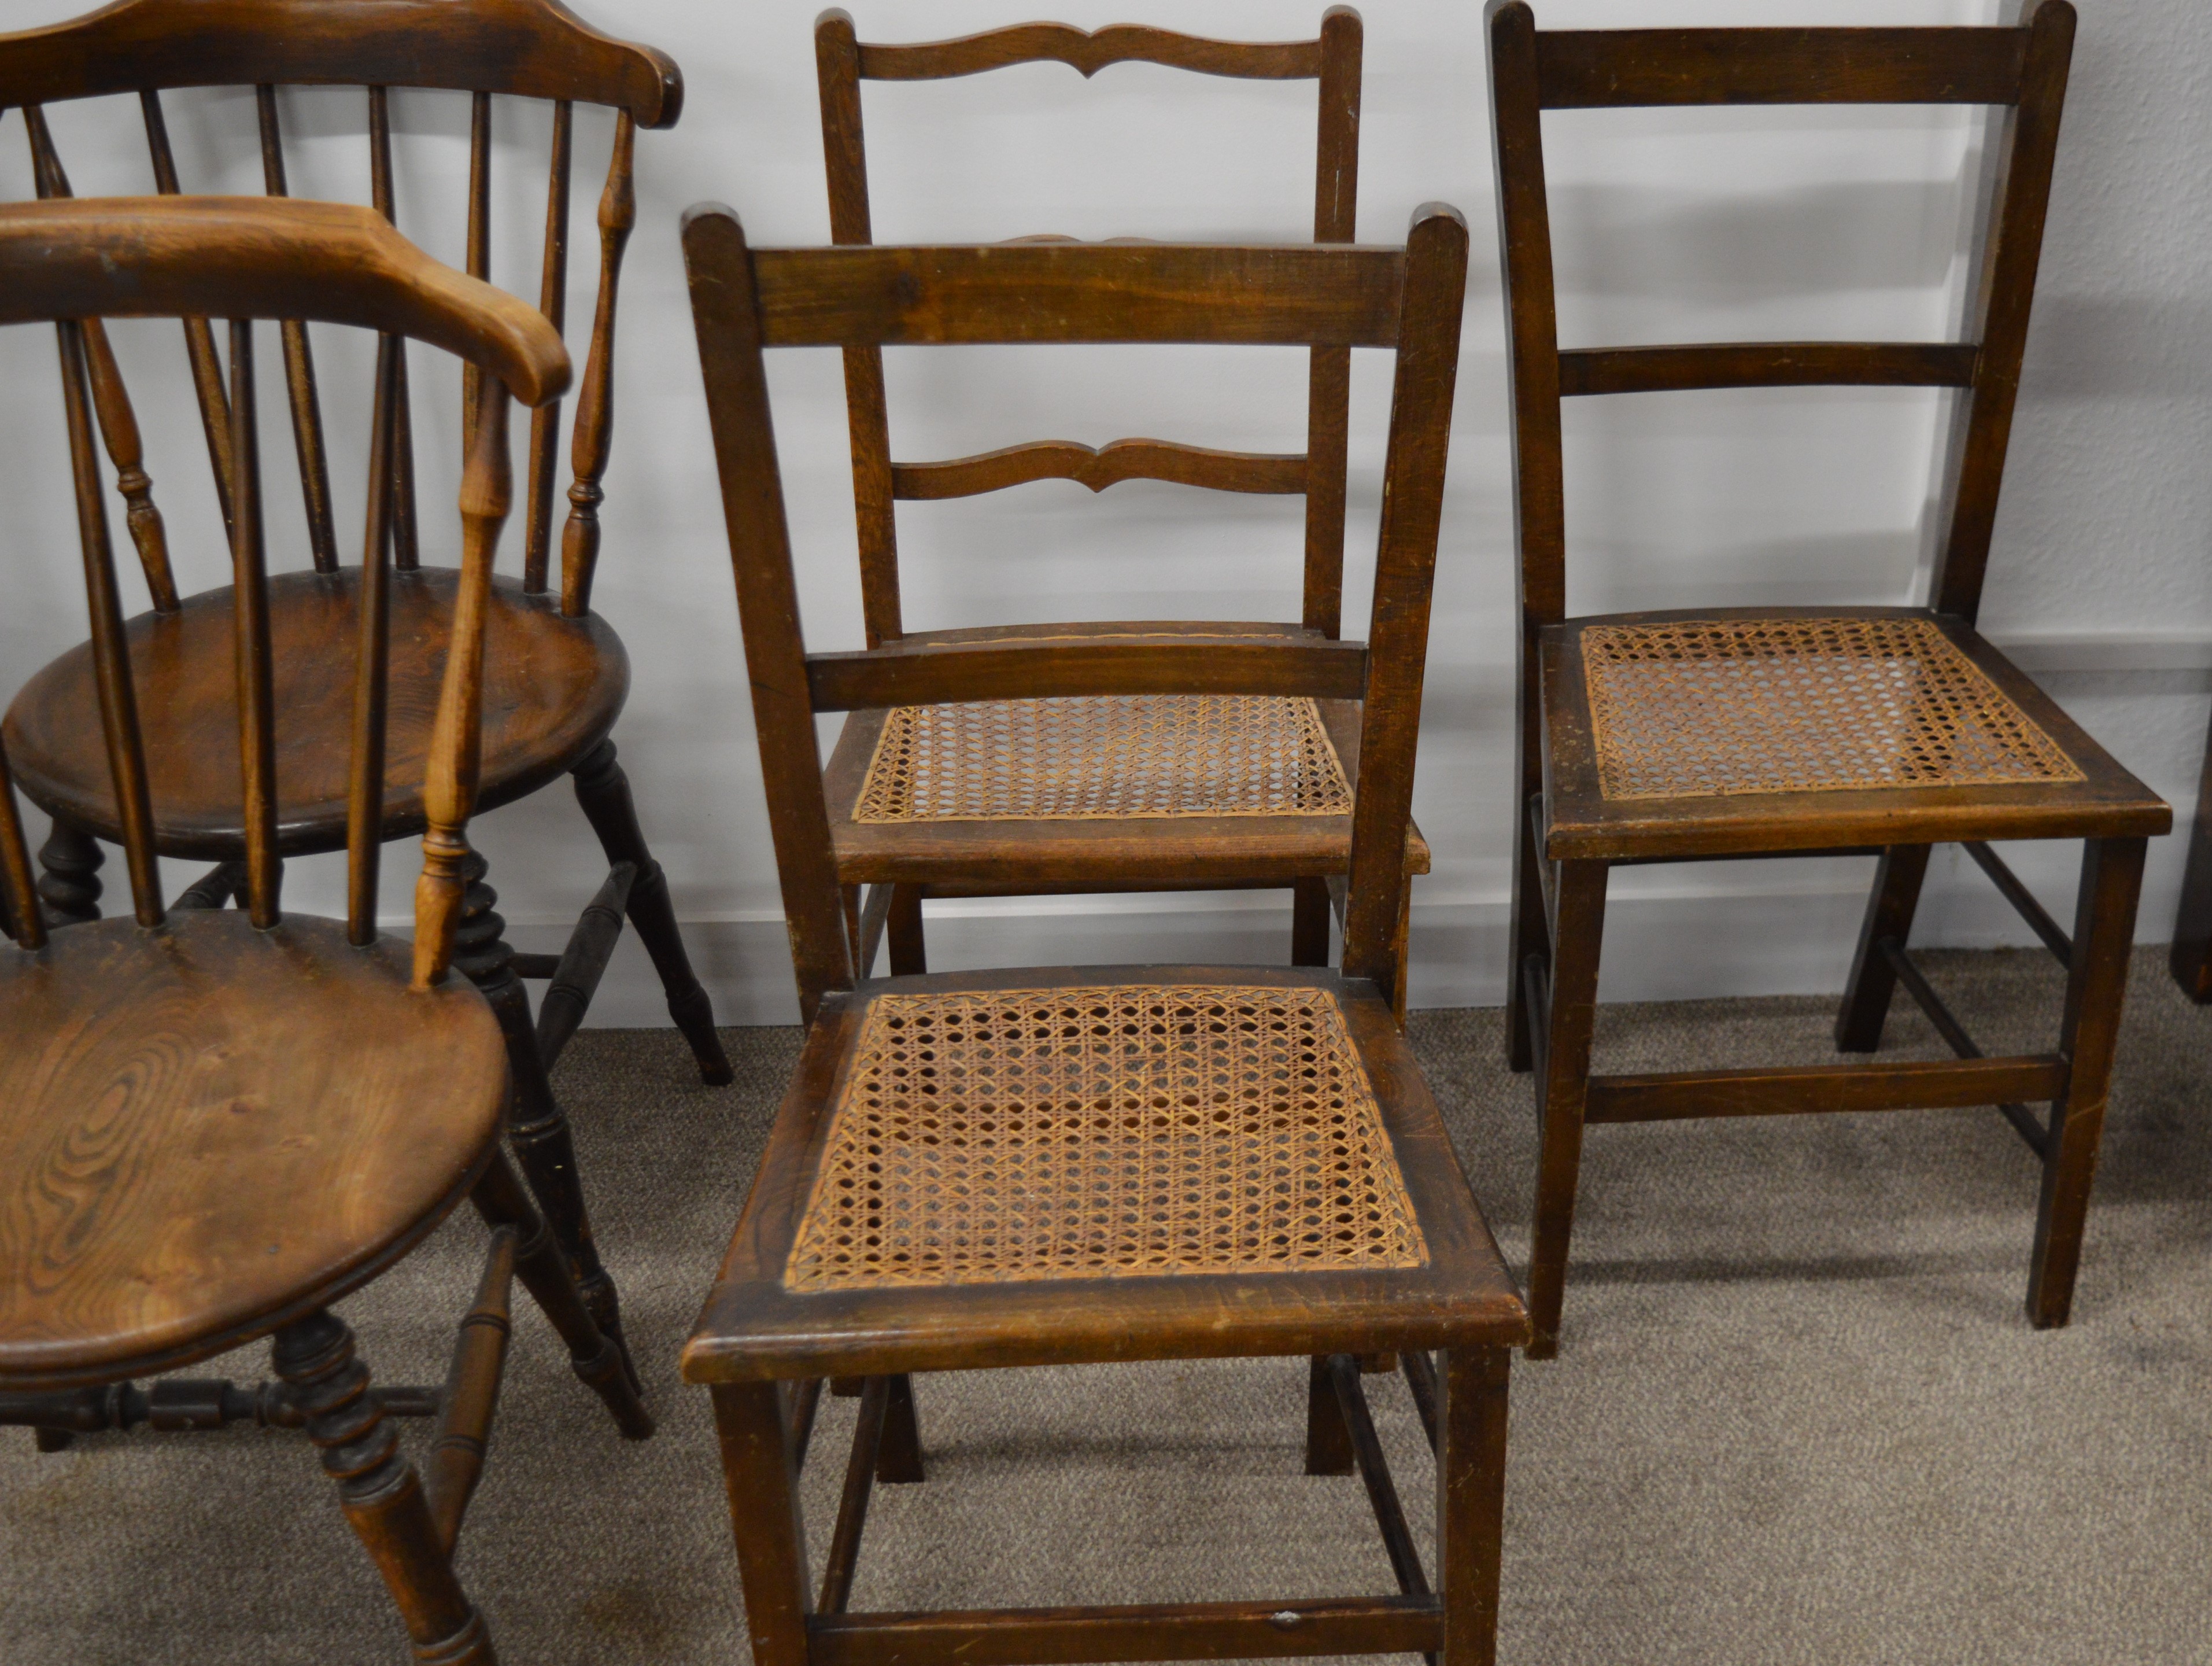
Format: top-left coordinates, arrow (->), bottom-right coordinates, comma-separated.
1489,0 -> 2167,1357
682,203 -> 1529,1666
0,196 -> 652,1666
0,0 -> 732,1383
813,7 -> 1430,1008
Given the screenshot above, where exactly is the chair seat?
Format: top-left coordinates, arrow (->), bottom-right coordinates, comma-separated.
825,623 -> 1431,889
682,964 -> 1526,1385
0,911 -> 508,1390
1538,606 -> 2171,861
2,567 -> 629,860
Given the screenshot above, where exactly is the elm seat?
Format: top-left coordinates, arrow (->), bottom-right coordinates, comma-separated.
0,911 -> 508,1391
2,569 -> 627,861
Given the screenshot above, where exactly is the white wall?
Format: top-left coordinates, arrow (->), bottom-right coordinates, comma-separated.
1,0 -> 2206,1023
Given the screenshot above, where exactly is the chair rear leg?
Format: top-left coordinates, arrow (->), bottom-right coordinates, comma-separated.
272,1310 -> 497,1665
2170,733 -> 2212,1000
886,883 -> 926,975
2029,836 -> 2147,1329
1526,860 -> 1606,1359
36,821 -> 102,926
1834,844 -> 1933,1052
1292,877 -> 1332,966
1505,794 -> 1546,1072
1302,1352 -> 1355,1475
573,739 -> 734,1085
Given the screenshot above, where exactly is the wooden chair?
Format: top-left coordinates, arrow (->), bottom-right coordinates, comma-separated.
0,196 -> 653,1666
0,0 -> 733,1379
1489,0 -> 2170,1358
813,7 -> 1431,1016
681,202 -> 1526,1666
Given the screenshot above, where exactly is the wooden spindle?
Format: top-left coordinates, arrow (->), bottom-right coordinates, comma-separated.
228,320 -> 281,928
56,322 -> 163,927
462,90 -> 492,456
348,337 -> 400,946
523,100 -> 573,594
141,89 -> 237,542
560,110 -> 636,618
0,746 -> 46,951
368,87 -> 422,572
254,85 -> 340,573
25,106 -> 179,613
415,377 -> 513,991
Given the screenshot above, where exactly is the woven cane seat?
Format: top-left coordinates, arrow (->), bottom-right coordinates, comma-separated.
1538,608 -> 2169,860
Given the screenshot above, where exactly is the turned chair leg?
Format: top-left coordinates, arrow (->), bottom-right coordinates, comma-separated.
1437,1347 -> 1512,1666
2029,836 -> 2147,1329
1526,860 -> 1607,1360
1504,794 -> 1547,1073
454,846 -> 637,1392
272,1310 -> 497,1665
1834,843 -> 1933,1052
36,820 -> 102,926
572,739 -> 734,1085
472,1149 -> 655,1439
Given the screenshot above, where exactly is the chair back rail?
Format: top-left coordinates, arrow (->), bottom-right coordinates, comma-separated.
1487,0 -> 2075,632
814,6 -> 1363,647
0,0 -> 678,617
684,207 -> 1467,1023
0,197 -> 568,983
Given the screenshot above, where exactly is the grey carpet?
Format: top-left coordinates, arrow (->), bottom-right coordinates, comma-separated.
5,948 -> 2209,1665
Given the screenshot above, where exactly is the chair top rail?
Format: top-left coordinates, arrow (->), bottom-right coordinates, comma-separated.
745,235 -> 1408,349
0,198 -> 569,407
803,633 -> 1371,713
842,9 -> 1354,83
1531,24 -> 2029,109
0,0 -> 680,126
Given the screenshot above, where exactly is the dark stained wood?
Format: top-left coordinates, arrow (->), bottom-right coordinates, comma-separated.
1585,1056 -> 2068,1124
461,89 -> 494,459
347,335 -> 400,944
138,88 -> 236,541
1436,1349 -> 1511,1666
806,632 -> 1371,712
253,86 -> 339,574
809,1599 -> 1445,1666
818,1375 -> 889,1614
1328,1355 -> 1430,1605
524,99 -> 573,594
1558,341 -> 1978,396
1833,843 -> 1932,1052
712,1381 -> 816,1666
0,747 -> 46,951
1304,5 -> 1361,637
892,438 -> 1306,499
224,320 -> 282,926
855,22 -> 1324,82
532,860 -> 634,1068
560,109 -> 635,617
365,84 -> 422,572
1532,27 -> 2029,108
423,1226 -> 517,1554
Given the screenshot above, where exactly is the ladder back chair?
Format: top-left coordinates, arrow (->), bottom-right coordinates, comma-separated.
0,0 -> 731,1384
682,204 -> 1528,1666
0,197 -> 653,1666
815,7 -> 1431,1015
1489,0 -> 2169,1358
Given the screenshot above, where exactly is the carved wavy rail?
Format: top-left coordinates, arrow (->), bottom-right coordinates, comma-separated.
857,23 -> 1323,83
893,438 -> 1306,499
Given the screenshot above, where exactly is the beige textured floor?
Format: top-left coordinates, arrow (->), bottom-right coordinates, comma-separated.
5,948 -> 2210,1665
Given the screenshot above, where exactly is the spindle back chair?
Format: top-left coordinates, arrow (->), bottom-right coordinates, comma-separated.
0,196 -> 652,1666
812,8 -> 1429,1007
0,0 -> 728,1381
682,203 -> 1529,1666
1489,0 -> 2167,1357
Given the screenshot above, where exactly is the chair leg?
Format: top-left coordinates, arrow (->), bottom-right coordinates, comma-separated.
1504,795 -> 1546,1072
886,883 -> 926,976
36,821 -> 102,926
2029,836 -> 2147,1329
1291,877 -> 1332,966
454,847 -> 636,1394
876,1373 -> 925,1484
572,739 -> 734,1085
1303,1352 -> 1356,1475
1436,1346 -> 1512,1666
710,1383 -> 815,1666
1834,844 -> 1933,1052
272,1310 -> 497,1665
2169,709 -> 2212,1001
472,1149 -> 655,1440
1526,861 -> 1607,1360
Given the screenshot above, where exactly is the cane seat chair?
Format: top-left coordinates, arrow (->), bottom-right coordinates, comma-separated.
813,7 -> 1430,1015
682,203 -> 1526,1666
1488,0 -> 2169,1358
0,0 -> 732,1378
0,197 -> 653,1666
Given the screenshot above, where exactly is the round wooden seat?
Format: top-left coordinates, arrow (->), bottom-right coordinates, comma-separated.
0,911 -> 509,1390
1,567 -> 629,860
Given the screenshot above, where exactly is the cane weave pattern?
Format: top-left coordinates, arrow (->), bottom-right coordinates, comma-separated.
852,694 -> 1353,823
1579,617 -> 2083,801
783,983 -> 1428,1291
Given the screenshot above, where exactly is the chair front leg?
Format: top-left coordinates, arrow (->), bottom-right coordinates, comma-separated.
711,1382 -> 815,1666
1437,1346 -> 1512,1666
1526,860 -> 1607,1360
35,820 -> 102,926
2029,835 -> 2147,1329
272,1310 -> 495,1666
1834,843 -> 1933,1052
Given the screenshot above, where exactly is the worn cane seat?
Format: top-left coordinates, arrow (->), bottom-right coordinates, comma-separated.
0,911 -> 508,1389
825,623 -> 1431,890
1539,606 -> 2170,860
1,567 -> 629,860
683,966 -> 1525,1383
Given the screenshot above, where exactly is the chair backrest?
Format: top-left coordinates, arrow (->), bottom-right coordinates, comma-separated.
0,197 -> 570,990
0,0 -> 678,618
814,6 -> 1365,647
684,205 -> 1468,1024
1487,0 -> 2075,643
